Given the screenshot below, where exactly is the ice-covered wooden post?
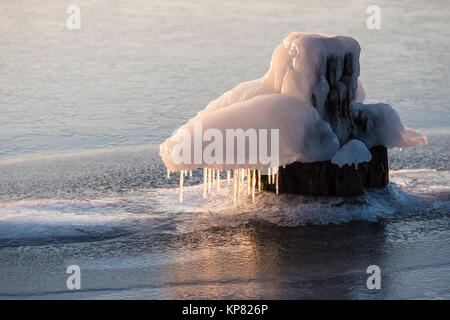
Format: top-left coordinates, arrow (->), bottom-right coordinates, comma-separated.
263,36 -> 389,196
159,33 -> 425,202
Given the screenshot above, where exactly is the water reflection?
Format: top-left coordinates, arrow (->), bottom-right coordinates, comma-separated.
154,220 -> 390,299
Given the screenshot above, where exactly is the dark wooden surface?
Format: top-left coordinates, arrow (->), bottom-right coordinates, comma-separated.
262,146 -> 389,196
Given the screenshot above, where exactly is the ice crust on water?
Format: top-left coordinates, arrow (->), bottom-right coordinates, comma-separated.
159,32 -> 427,202
331,139 -> 372,168
2,169 -> 449,242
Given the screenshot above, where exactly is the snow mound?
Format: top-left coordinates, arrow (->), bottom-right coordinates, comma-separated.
331,139 -> 371,168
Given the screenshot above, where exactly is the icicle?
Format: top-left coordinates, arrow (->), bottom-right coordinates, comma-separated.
203,167 -> 207,198
268,167 -> 271,184
208,168 -> 212,194
252,169 -> 256,203
167,169 -> 171,179
179,171 -> 184,203
189,170 -> 192,177
184,170 -> 187,177
275,171 -> 279,195
258,170 -> 261,191
237,169 -> 241,202
272,167 -> 276,184
212,169 -> 216,189
247,168 -> 251,195
233,169 -> 237,206
227,170 -> 231,185
217,170 -> 220,192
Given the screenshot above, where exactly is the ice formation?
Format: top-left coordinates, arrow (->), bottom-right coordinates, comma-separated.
200,33 -> 361,118
160,94 -> 339,172
159,33 -> 427,203
331,139 -> 371,168
353,103 -> 428,149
